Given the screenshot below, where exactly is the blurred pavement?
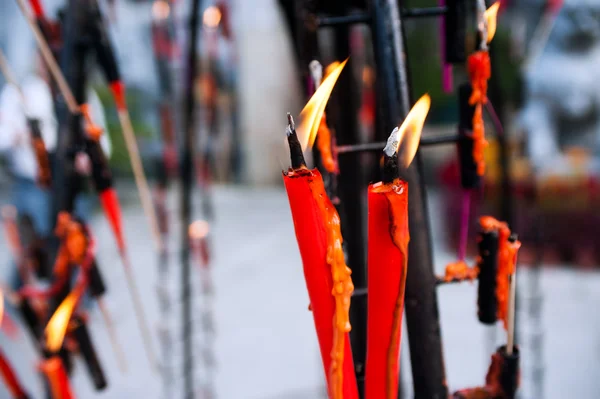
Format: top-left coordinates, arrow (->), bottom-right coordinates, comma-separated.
0,183 -> 599,398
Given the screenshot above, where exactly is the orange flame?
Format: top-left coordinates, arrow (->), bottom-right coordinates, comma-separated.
485,2 -> 500,43
0,288 -> 4,324
384,94 -> 431,168
324,61 -> 341,79
297,59 -> 347,152
152,0 -> 170,21
203,6 -> 222,28
45,285 -> 84,352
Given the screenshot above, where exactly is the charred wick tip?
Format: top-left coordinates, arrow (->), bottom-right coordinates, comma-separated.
287,112 -> 295,133
381,154 -> 400,184
286,113 -> 306,170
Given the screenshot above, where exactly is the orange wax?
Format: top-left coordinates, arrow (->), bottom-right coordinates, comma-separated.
467,51 -> 491,176
40,357 -> 75,399
443,260 -> 479,282
316,114 -> 338,174
365,178 -> 409,399
283,167 -> 358,399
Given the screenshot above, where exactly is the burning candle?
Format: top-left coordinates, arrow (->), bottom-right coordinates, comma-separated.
365,94 -> 431,399
39,357 -> 74,399
283,60 -> 358,399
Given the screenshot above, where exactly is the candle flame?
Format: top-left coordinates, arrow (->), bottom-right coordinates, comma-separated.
384,94 -> 431,168
485,2 -> 500,43
324,61 -> 341,79
152,0 -> 170,21
203,6 -> 222,29
0,288 -> 4,325
297,59 -> 347,151
45,285 -> 84,352
189,220 -> 210,239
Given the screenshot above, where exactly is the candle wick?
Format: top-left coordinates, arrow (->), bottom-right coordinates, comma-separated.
286,113 -> 306,169
287,112 -> 295,133
309,60 -> 323,88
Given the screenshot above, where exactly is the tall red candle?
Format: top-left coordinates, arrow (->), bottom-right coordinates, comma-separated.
365,94 -> 430,399
0,350 -> 29,399
366,180 -> 409,399
284,167 -> 357,399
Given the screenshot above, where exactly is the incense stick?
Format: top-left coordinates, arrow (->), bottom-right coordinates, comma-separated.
97,299 -> 128,373
14,0 -> 78,114
0,50 -> 19,90
457,190 -> 471,261
506,269 -> 517,355
121,252 -> 158,371
117,109 -> 163,252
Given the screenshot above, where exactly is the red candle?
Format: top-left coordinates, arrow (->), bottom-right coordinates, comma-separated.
365,94 -> 430,399
283,59 -> 357,399
39,357 -> 75,399
0,350 -> 29,399
284,167 -> 357,399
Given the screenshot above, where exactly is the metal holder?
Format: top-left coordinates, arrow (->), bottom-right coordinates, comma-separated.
289,0 -> 514,397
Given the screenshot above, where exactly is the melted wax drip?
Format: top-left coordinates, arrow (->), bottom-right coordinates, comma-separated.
308,174 -> 353,399
468,51 -> 491,176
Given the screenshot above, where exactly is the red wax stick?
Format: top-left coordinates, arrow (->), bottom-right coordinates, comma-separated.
0,350 -> 29,399
365,180 -> 409,399
99,188 -> 126,253
40,357 -> 75,399
284,168 -> 358,399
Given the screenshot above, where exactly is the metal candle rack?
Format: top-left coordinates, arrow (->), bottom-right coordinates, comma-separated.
291,0 -> 509,397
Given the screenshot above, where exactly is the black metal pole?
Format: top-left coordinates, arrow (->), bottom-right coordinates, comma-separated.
181,0 -> 202,397
370,0 -> 447,397
332,24 -> 368,397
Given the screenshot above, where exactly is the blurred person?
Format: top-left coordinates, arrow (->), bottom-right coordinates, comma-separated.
0,54 -> 111,291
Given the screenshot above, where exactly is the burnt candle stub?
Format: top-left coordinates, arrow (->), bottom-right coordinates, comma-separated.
445,0 -> 468,63
88,259 -> 107,298
72,317 -> 108,391
477,229 -> 499,324
498,345 -> 520,398
457,83 -> 480,189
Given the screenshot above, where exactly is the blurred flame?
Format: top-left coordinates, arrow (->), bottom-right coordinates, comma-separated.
297,59 -> 347,151
324,61 -> 341,79
0,288 -> 4,325
189,220 -> 210,240
485,2 -> 500,43
203,6 -> 222,28
393,94 -> 431,168
152,0 -> 170,21
45,285 -> 84,352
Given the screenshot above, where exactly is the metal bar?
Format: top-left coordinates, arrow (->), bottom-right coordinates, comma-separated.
371,0 -> 448,396
332,22 -> 368,398
401,6 -> 448,18
181,0 -> 202,397
317,13 -> 371,27
336,134 -> 458,154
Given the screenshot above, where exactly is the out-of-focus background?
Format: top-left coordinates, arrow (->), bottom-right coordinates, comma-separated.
0,0 -> 599,398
